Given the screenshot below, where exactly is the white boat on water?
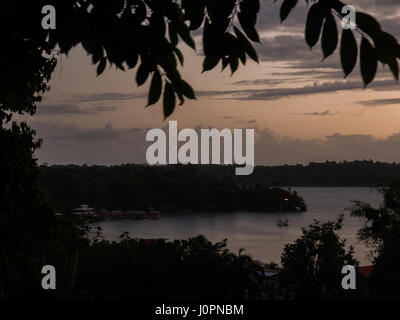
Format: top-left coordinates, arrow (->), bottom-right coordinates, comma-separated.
72,204 -> 96,216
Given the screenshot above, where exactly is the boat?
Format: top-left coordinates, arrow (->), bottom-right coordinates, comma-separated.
125,210 -> 136,219
98,209 -> 109,217
72,204 -> 96,216
131,210 -> 147,220
277,219 -> 289,227
109,210 -> 123,220
148,210 -> 161,220
103,208 -> 160,220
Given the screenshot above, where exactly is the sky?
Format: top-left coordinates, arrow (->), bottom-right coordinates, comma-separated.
27,0 -> 400,165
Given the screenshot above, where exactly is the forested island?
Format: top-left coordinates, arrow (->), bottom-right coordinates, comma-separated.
39,160 -> 400,214
39,164 -> 306,214
191,160 -> 400,186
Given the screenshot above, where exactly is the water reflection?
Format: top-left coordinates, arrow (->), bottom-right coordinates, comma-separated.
98,187 -> 382,265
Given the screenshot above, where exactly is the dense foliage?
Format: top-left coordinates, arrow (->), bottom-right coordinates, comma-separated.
39,164 -> 306,214
279,0 -> 400,86
351,182 -> 400,299
1,1 -> 398,121
278,217 -> 358,299
73,235 -> 265,300
0,123 -> 84,299
189,161 -> 400,187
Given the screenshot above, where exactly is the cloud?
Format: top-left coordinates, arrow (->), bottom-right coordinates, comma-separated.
258,0 -> 400,35
92,106 -> 119,112
254,2 -> 400,74
233,79 -> 289,86
256,1 -> 307,33
271,69 -> 342,79
69,92 -> 145,103
220,116 -> 235,119
301,110 -> 336,116
33,121 -> 148,164
234,118 -> 257,125
32,121 -> 400,166
358,98 -> 400,107
51,77 -> 398,109
257,35 -> 311,62
254,130 -> 400,165
198,79 -> 399,101
37,104 -> 118,115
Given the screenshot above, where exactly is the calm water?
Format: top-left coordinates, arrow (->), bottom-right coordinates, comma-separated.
98,187 -> 382,265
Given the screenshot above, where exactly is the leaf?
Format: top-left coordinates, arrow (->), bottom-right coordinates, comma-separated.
96,57 -> 106,76
230,56 -> 239,75
203,19 -> 224,61
92,47 -> 104,65
222,57 -> 229,71
126,51 -> 139,69
374,32 -> 400,80
321,13 -> 338,59
136,62 -> 151,86
356,12 -> 381,38
360,37 -> 378,87
182,0 -> 206,30
205,0 -> 218,22
177,23 -> 196,49
238,12 -> 260,42
115,61 -> 125,72
149,12 -> 166,36
160,44 -> 177,70
168,22 -> 178,46
305,3 -> 325,48
238,0 -> 260,43
165,69 -> 182,85
163,82 -> 176,119
173,48 -> 184,66
202,54 -> 220,72
374,31 -> 399,65
340,29 -> 358,77
240,0 -> 260,17
132,2 -> 146,25
234,26 -> 259,63
237,47 -> 246,65
177,91 -> 185,105
280,0 -> 298,22
147,70 -> 162,107
388,57 -> 399,81
175,79 -> 196,100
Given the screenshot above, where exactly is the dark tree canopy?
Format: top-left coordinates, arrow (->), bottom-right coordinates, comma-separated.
279,216 -> 358,299
1,0 -> 399,121
351,183 -> 400,298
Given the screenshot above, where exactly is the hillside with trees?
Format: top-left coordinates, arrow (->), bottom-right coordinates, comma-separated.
38,160 -> 400,214
193,161 -> 400,186
39,164 -> 306,214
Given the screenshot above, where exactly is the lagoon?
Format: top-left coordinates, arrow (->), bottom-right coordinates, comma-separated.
98,187 -> 382,265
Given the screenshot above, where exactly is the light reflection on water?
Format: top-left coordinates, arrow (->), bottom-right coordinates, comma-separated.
98,187 -> 382,265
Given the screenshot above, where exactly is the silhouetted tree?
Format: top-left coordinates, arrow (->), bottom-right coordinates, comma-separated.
279,216 -> 358,299
0,122 -> 85,299
351,182 -> 400,299
1,0 -> 398,119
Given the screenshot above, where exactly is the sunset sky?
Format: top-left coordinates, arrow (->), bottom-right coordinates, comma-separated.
29,0 -> 400,165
